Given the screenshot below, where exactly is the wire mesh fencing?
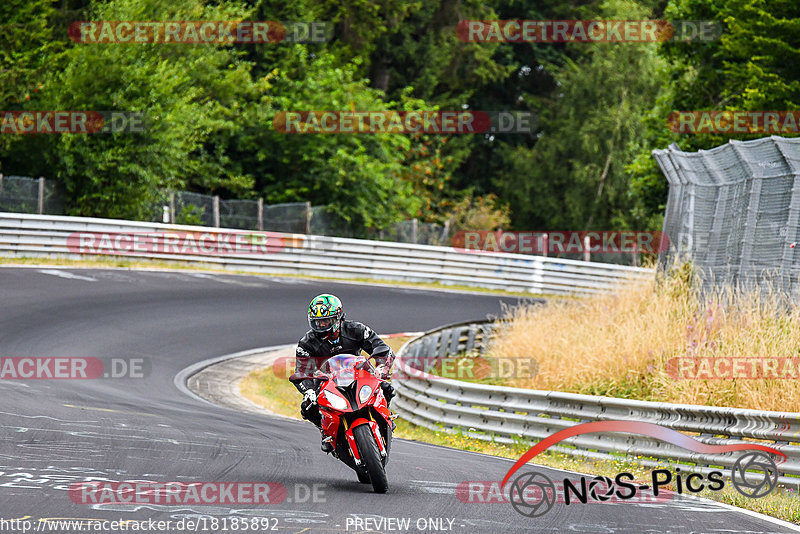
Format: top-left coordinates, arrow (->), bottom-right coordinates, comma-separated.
308,206 -> 360,238
653,136 -> 800,298
0,175 -> 64,215
263,202 -> 310,233
376,219 -> 450,246
219,198 -> 260,231
308,207 -> 452,245
2,177 -> 576,254
172,191 -> 216,227
152,192 -> 310,233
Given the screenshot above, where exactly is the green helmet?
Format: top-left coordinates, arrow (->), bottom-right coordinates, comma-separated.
307,294 -> 344,338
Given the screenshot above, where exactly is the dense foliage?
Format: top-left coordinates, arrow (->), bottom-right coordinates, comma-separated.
0,0 -> 797,234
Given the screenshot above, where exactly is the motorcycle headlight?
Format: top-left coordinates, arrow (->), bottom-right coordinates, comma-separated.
322,390 -> 348,411
358,385 -> 373,404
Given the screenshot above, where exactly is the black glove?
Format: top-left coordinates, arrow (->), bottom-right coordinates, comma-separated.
381,381 -> 395,403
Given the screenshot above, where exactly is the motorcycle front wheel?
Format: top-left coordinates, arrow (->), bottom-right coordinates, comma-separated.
353,425 -> 388,493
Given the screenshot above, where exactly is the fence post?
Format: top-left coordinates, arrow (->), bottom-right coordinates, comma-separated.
169,191 -> 175,224
213,195 -> 220,227
583,235 -> 591,262
304,201 -> 311,234
411,218 -> 418,244
440,219 -> 450,246
0,174 -> 3,202
257,198 -> 264,231
37,177 -> 45,214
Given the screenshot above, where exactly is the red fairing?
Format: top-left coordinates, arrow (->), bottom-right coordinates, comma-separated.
320,400 -> 341,443
371,386 -> 391,420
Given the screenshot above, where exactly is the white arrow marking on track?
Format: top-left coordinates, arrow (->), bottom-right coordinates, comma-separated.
37,269 -> 96,282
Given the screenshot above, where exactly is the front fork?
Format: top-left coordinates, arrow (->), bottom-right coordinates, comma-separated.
344,416 -> 387,466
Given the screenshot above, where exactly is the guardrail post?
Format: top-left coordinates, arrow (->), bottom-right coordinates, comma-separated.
466,325 -> 478,352
478,324 -> 493,353
213,195 -> 220,227
257,198 -> 264,231
304,201 -> 311,234
37,177 -> 45,214
438,329 -> 451,358
169,191 -> 175,224
426,333 -> 440,359
448,327 -> 462,354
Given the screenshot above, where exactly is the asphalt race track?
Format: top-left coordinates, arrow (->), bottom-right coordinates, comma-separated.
0,266 -> 797,533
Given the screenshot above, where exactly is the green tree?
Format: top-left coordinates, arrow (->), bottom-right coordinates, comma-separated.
495,0 -> 667,231
627,0 -> 800,232
0,0 -> 63,155
0,0 -> 698,236
3,0 -> 257,219
239,50 -> 424,233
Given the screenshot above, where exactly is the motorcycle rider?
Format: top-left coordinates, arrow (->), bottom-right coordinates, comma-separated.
290,294 -> 395,452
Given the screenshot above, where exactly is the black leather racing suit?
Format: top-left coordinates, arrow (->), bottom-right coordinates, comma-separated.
289,320 -> 395,427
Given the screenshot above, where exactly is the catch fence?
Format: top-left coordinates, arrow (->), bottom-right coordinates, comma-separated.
654,136 -> 800,297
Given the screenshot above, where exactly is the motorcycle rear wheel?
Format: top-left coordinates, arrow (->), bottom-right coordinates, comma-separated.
353,425 -> 388,493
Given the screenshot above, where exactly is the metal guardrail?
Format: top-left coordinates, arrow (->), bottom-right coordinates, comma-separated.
0,213 -> 652,295
394,321 -> 800,487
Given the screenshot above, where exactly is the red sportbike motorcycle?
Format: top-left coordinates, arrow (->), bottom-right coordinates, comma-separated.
313,354 -> 395,493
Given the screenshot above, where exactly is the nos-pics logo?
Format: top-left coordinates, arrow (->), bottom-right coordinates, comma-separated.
501,421 -> 783,518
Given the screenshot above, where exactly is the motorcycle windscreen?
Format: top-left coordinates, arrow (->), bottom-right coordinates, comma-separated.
319,354 -> 362,387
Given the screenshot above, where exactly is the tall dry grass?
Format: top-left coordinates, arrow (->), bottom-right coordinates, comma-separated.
489,271 -> 800,411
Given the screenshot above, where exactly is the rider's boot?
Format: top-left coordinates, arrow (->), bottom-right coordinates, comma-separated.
321,431 -> 334,453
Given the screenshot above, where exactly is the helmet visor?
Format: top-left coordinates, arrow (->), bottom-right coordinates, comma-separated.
309,316 -> 334,332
